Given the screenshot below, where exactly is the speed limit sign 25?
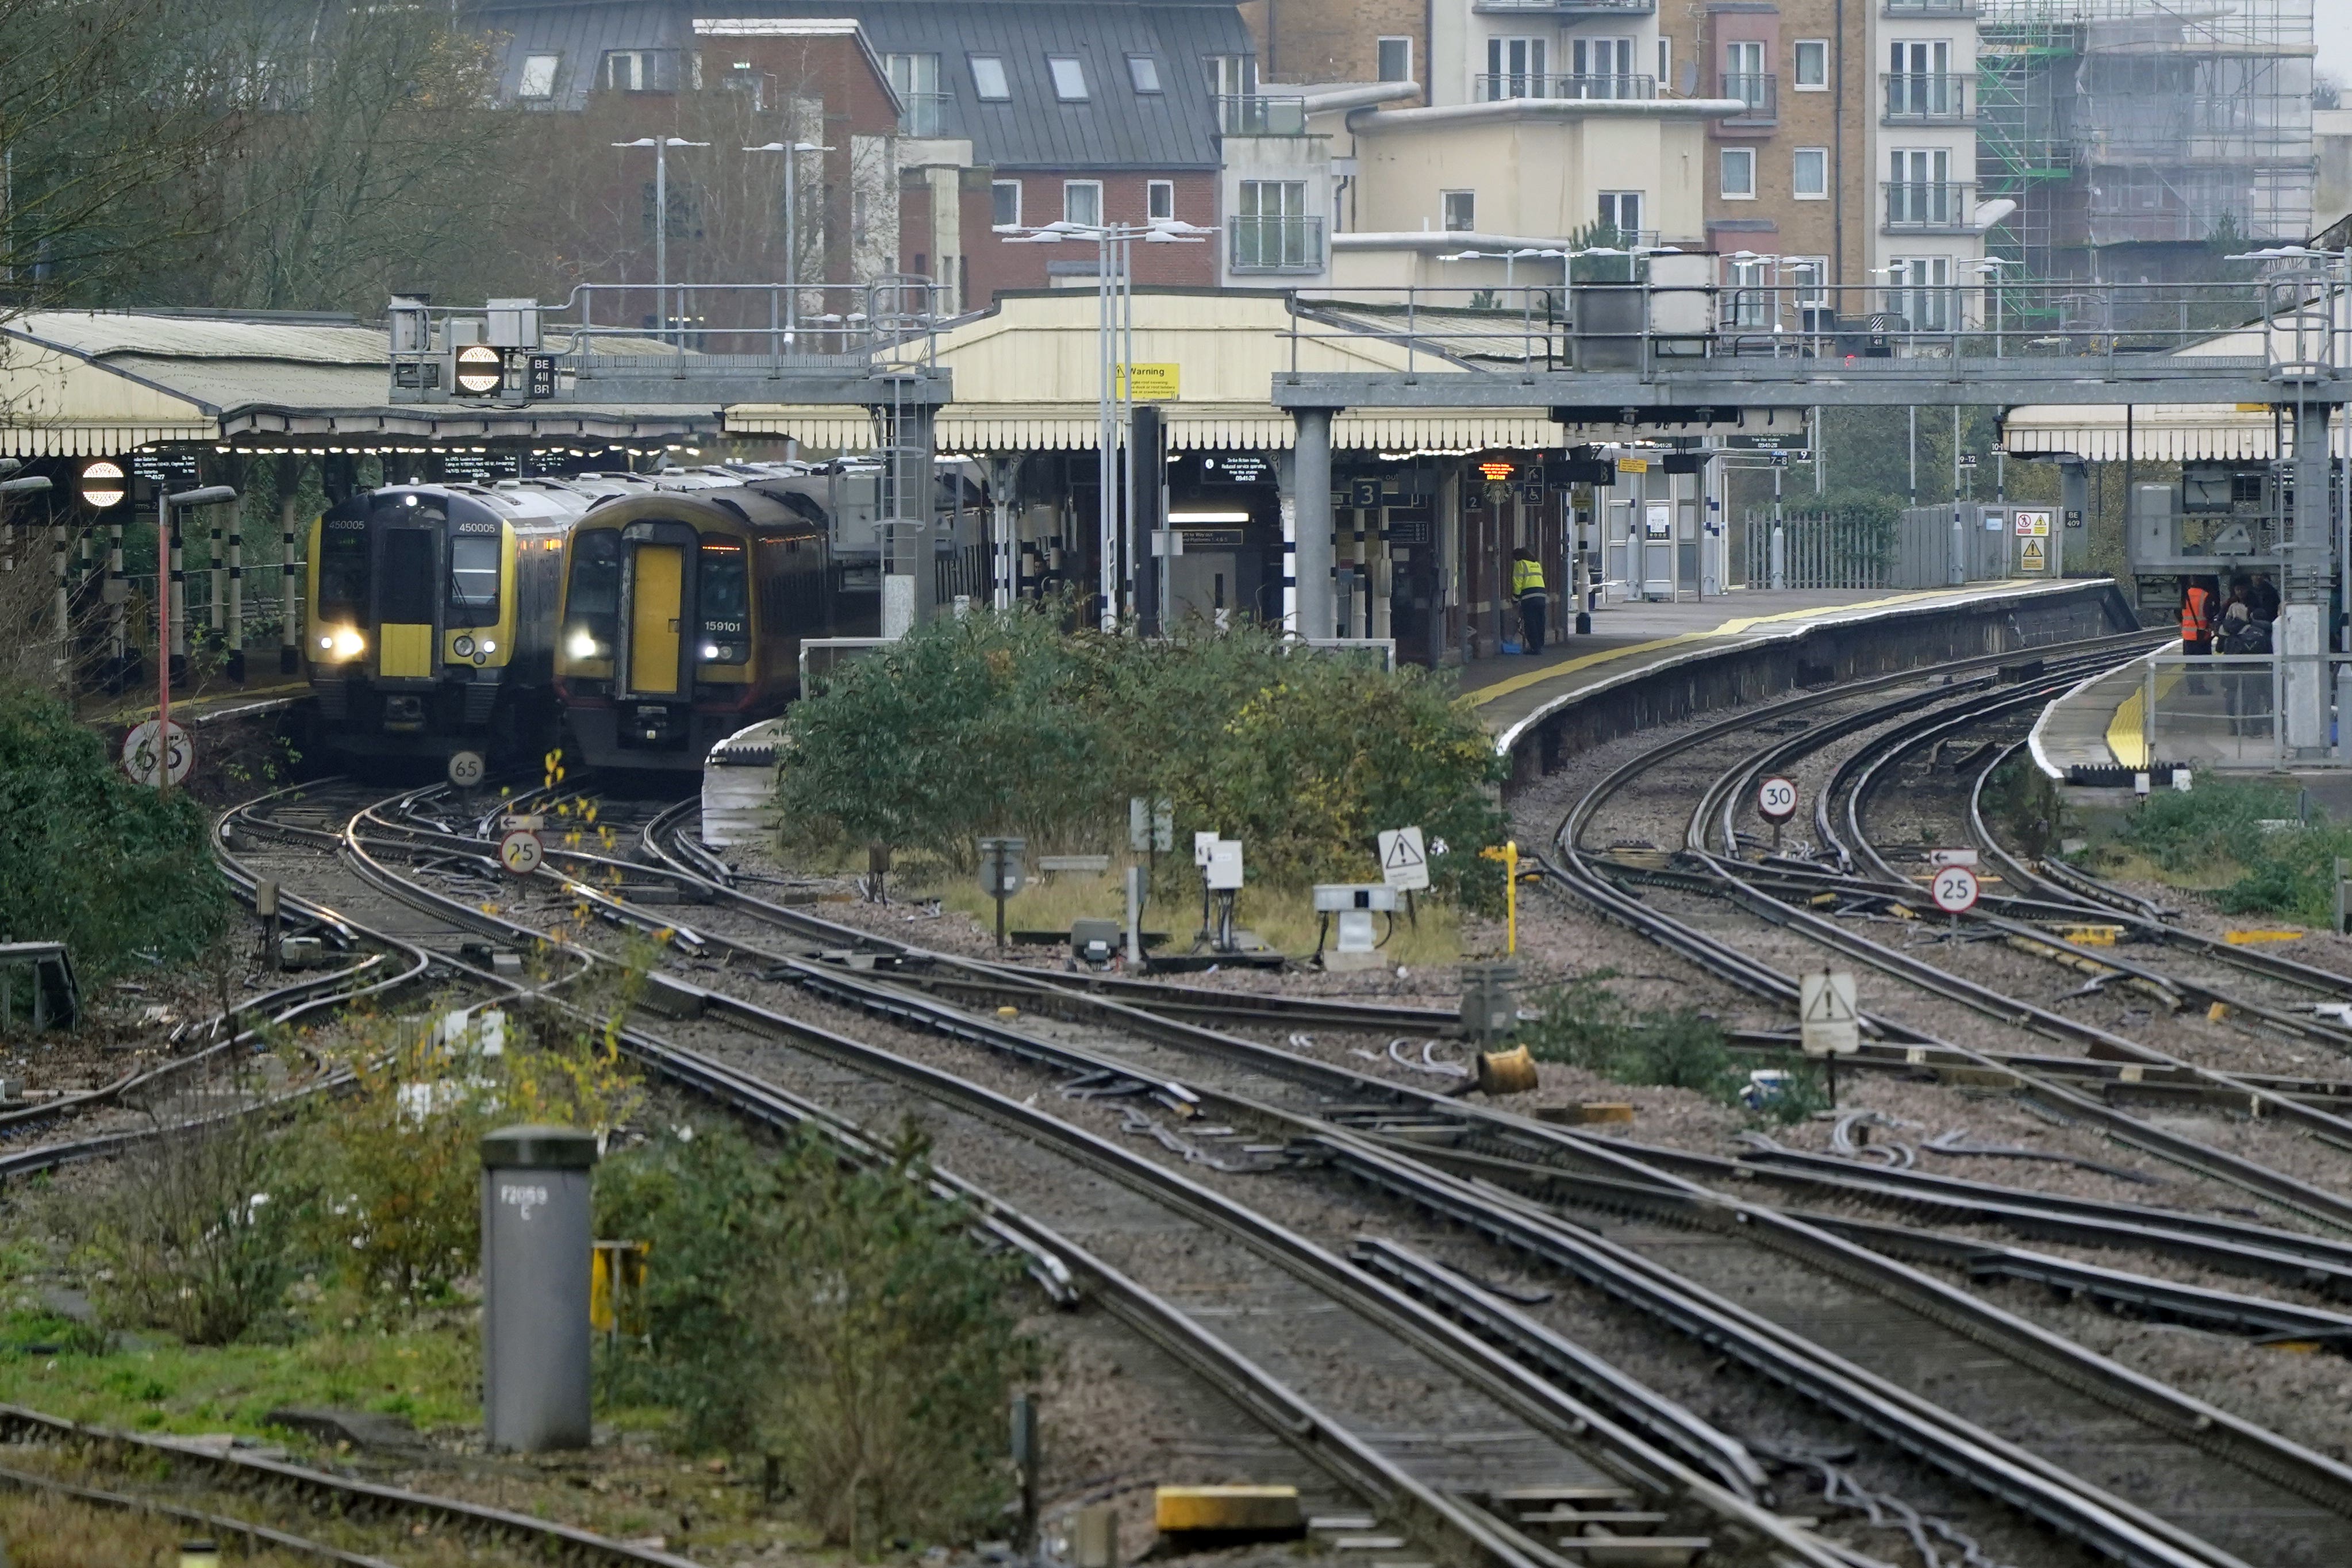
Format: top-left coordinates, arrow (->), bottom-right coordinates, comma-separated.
1930,864 -> 1980,914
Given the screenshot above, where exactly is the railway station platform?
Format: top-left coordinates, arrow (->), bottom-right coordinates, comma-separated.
1469,577 -> 2139,790
2027,651 -> 2162,778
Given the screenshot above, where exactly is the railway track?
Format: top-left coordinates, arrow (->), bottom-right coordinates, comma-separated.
293,726 -> 2352,1561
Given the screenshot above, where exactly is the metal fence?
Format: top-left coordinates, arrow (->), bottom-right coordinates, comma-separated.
2139,654 -> 2352,768
1740,509 -> 1889,590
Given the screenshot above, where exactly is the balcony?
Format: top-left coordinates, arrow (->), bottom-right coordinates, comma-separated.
1473,72 -> 1657,102
1882,72 -> 1971,125
1882,180 -> 1978,233
1216,94 -> 1308,136
900,91 -> 951,137
1474,0 -> 1652,13
1229,214 -> 1325,273
1718,72 -> 1776,128
1882,0 -> 1976,13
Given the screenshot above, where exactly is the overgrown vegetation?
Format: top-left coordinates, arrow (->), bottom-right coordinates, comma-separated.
0,682 -> 226,980
597,1120 -> 1037,1551
1517,971 -> 1827,1125
775,606 -> 1509,908
2102,775 -> 2350,924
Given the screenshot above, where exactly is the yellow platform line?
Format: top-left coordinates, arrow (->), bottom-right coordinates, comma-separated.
1464,587 -> 2011,708
2104,660 -> 2183,769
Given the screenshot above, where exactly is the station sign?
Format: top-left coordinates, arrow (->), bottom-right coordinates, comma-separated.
1725,433 -> 1809,453
1350,479 -> 1383,509
1115,363 -> 1179,401
2014,510 -> 2052,537
79,460 -> 127,509
1616,457 -> 1650,474
1198,454 -> 1273,485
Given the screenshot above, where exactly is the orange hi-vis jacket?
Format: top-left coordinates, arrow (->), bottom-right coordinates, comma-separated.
2180,586 -> 2212,640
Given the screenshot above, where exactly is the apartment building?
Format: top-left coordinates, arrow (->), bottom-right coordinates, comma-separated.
1872,0 -> 1984,329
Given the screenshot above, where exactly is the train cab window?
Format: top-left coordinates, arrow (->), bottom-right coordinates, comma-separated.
318,525 -> 369,620
564,530 -> 622,659
698,539 -> 750,663
380,532 -> 437,625
447,533 -> 501,625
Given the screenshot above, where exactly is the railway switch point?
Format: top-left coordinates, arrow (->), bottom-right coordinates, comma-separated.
480,1124 -> 596,1452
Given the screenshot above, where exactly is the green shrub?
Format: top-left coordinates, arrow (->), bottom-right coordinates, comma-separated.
1518,971 -> 1826,1125
0,681 -> 227,980
598,1120 -> 1036,1551
775,607 -> 1508,907
2112,776 -> 2351,924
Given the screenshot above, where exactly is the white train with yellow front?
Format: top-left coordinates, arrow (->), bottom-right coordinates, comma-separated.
303,480 -> 617,766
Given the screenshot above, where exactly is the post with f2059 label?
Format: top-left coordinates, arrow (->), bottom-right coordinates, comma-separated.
480,1124 -> 598,1451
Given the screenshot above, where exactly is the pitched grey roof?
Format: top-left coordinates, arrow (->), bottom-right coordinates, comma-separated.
465,0 -> 1250,168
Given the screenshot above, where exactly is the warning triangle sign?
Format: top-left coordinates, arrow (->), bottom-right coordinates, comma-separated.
1385,836 -> 1424,869
1801,978 -> 1856,1021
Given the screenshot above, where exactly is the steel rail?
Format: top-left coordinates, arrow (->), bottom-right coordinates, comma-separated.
0,1457 -> 401,1568
0,1405 -> 706,1568
1546,649 -> 2352,1231
474,809 -> 2352,1568
335,789 -> 1827,1568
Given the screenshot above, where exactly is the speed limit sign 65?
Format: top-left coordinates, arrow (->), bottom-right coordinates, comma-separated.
498,829 -> 544,877
1930,864 -> 1980,914
1757,776 -> 1799,822
122,718 -> 192,787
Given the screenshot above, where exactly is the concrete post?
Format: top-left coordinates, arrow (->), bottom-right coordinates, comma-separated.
1292,409 -> 1335,639
481,1124 -> 597,1451
167,508 -> 187,684
2286,403 -> 2333,750
279,455 -> 302,674
1371,500 -> 1392,641
225,502 -> 244,683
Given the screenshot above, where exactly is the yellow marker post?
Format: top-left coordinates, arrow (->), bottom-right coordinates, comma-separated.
1482,840 -> 1522,954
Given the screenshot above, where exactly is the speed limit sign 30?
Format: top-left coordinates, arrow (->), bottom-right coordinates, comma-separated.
1757,777 -> 1799,821
1930,863 -> 1980,914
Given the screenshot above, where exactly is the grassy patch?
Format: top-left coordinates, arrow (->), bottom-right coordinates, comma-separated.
1517,972 -> 1828,1124
2096,775 -> 2351,924
0,1489 -> 316,1568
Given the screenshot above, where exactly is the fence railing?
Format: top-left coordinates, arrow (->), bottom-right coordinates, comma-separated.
1720,73 -> 1776,124
1473,72 -> 1657,102
1882,72 -> 1970,123
1741,509 -> 1888,590
1883,180 -> 1976,232
1216,95 -> 1308,135
2139,654 -> 2352,768
1230,215 -> 1325,273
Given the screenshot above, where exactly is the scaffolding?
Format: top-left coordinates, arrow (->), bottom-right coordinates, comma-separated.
1978,0 -> 2315,309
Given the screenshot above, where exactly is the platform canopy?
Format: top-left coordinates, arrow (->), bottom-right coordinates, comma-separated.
2002,317 -> 2332,462
728,288 -> 1598,453
0,310 -> 724,455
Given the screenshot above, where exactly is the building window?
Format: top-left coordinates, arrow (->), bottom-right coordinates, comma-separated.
1378,37 -> 1412,83
1597,190 -> 1643,239
1063,179 -> 1102,226
1885,256 -> 1954,330
601,51 -> 667,91
1484,37 -> 1546,100
1887,147 -> 1955,225
1128,55 -> 1162,92
970,55 -> 1010,101
1206,55 -> 1255,98
1234,180 -> 1318,270
1793,147 -> 1828,198
1147,179 -> 1174,221
1793,40 -> 1827,90
518,53 -> 560,100
887,53 -> 944,136
1720,147 -> 1755,198
1787,256 -> 1829,308
1657,35 -> 1671,89
1442,190 -> 1475,232
1724,41 -> 1766,108
1048,55 -> 1089,101
992,179 -> 1021,229
1569,38 -> 1637,98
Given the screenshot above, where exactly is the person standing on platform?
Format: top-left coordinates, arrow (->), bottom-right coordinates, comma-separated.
2179,576 -> 2213,657
1511,548 -> 1549,655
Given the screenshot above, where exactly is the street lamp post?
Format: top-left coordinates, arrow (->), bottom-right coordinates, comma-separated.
612,136 -> 710,346
744,140 -> 833,352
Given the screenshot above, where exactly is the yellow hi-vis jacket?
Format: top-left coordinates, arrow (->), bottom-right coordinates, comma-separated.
1512,558 -> 1548,596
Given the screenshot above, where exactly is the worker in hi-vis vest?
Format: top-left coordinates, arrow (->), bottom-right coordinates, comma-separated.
1512,548 -> 1549,655
2178,577 -> 2213,657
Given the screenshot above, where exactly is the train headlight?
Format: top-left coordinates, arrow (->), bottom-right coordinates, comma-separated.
700,641 -> 720,660
327,625 -> 366,660
481,639 -> 495,654
566,630 -> 599,659
453,635 -> 475,657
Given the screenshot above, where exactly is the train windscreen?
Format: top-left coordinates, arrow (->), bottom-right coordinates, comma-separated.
698,540 -> 749,663
447,533 -> 501,627
318,525 -> 368,621
564,530 -> 622,659
380,532 -> 437,625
